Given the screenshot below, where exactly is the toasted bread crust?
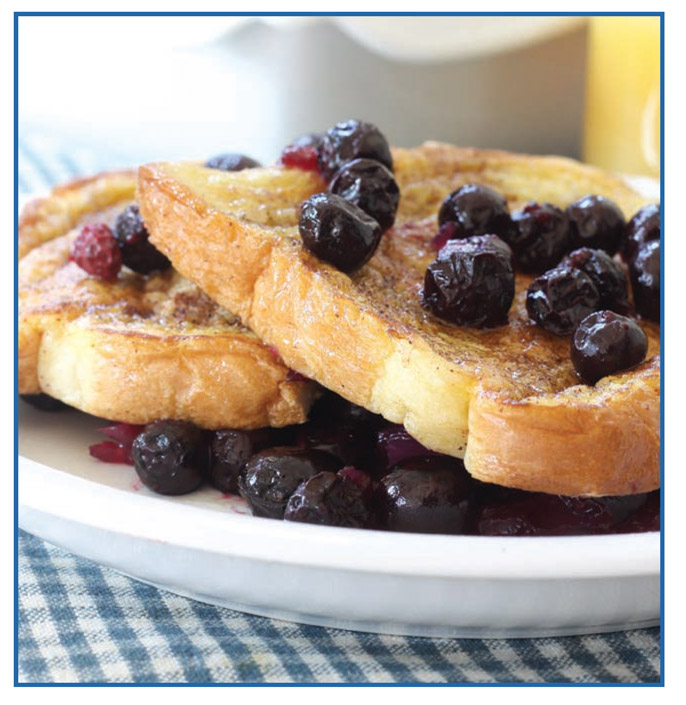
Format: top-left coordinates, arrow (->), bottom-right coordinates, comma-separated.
138,143 -> 660,495
19,171 -> 316,428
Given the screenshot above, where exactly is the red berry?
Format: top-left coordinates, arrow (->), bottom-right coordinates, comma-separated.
89,440 -> 134,465
280,144 -> 320,172
70,223 -> 122,281
89,423 -> 145,464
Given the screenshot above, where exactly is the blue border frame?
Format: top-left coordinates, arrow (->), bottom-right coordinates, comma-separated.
13,10 -> 665,687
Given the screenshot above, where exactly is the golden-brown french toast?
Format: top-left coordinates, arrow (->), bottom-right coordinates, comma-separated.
18,171 -> 317,428
138,143 -> 660,496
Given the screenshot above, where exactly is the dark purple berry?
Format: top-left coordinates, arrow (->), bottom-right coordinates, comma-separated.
630,240 -> 660,322
238,447 -> 341,519
614,491 -> 660,533
560,248 -> 630,313
204,153 -> 261,171
566,194 -> 626,255
297,421 -> 375,470
570,310 -> 648,385
377,456 -> 472,534
299,193 -> 382,273
317,120 -> 393,180
422,234 -> 514,327
507,202 -> 571,273
113,205 -> 170,274
526,266 -> 600,335
622,203 -> 660,263
131,420 -> 209,495
284,470 -> 374,528
477,492 -> 649,536
20,393 -> 68,412
376,425 -> 440,471
209,428 -> 287,494
329,158 -> 399,231
437,184 -> 515,241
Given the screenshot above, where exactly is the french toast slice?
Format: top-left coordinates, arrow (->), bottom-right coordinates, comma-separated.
137,143 -> 660,496
18,171 -> 317,428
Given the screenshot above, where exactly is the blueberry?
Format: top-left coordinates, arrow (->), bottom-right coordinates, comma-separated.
526,266 -> 600,335
299,193 -> 382,273
238,447 -> 342,519
131,420 -> 209,495
630,240 -> 660,322
329,158 -> 400,232
113,205 -> 170,274
284,470 -> 374,528
317,120 -> 393,180
437,184 -> 515,241
566,194 -> 626,255
507,202 -> 571,273
477,492 -> 649,536
570,310 -> 648,385
209,428 -> 290,494
560,248 -> 630,313
297,421 -> 375,470
204,153 -> 261,171
376,456 -> 473,534
422,234 -> 514,327
622,203 -> 660,263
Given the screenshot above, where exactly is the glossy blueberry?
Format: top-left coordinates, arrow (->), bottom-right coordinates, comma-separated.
284,469 -> 374,528
507,202 -> 571,273
566,194 -> 625,255
317,120 -> 393,180
622,203 -> 660,263
422,234 -> 514,327
526,266 -> 600,335
560,247 -> 630,313
437,184 -> 515,241
329,158 -> 400,231
209,428 -> 290,494
570,310 -> 648,385
376,456 -> 472,534
630,240 -> 660,322
299,192 -> 382,273
238,447 -> 341,519
131,420 -> 209,495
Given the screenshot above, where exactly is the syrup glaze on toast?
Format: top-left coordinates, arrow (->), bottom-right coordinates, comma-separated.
138,143 -> 660,495
19,172 -> 317,428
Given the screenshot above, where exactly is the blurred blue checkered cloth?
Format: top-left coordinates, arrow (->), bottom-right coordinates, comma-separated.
16,133 -> 662,685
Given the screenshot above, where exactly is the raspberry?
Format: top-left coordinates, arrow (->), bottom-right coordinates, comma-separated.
70,223 -> 122,281
280,143 -> 320,171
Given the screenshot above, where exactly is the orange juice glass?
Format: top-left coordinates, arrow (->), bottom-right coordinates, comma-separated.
583,16 -> 661,176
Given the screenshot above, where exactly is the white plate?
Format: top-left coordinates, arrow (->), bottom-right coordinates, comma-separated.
17,403 -> 660,638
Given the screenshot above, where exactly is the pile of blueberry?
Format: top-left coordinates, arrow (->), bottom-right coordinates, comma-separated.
14,389 -> 655,536
422,184 -> 660,385
282,120 -> 400,273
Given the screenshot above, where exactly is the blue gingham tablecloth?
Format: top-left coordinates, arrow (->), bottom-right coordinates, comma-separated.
16,133 -> 662,685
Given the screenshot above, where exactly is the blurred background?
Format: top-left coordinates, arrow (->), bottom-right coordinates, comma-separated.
18,15 -> 660,194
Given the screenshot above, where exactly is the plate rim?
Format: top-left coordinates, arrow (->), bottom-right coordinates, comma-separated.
19,452 -> 660,581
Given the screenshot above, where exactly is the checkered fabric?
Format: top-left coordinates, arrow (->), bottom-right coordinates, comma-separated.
16,132 -> 662,685
17,532 -> 661,684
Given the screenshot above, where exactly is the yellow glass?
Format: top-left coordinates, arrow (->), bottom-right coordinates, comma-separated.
583,16 -> 661,176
